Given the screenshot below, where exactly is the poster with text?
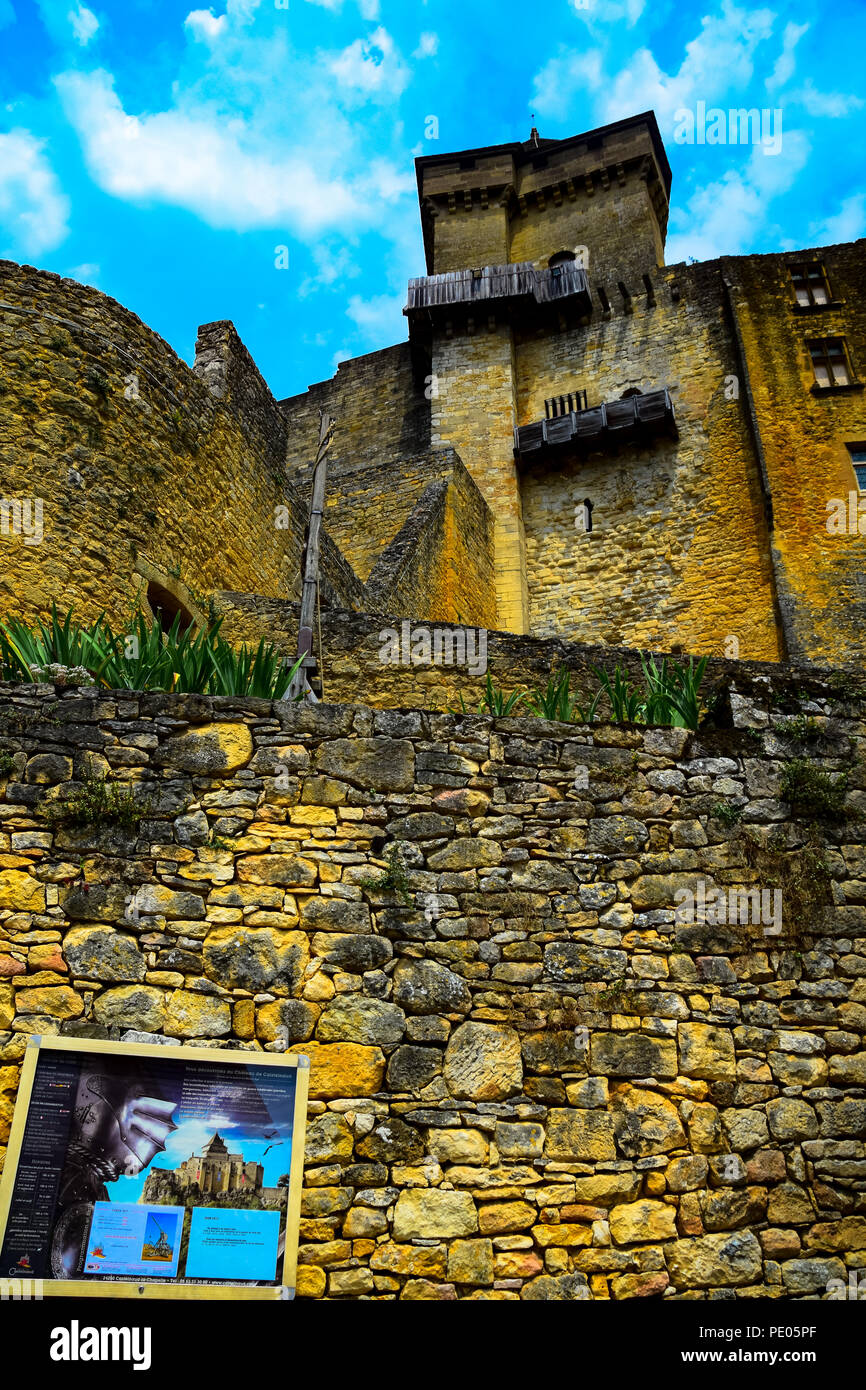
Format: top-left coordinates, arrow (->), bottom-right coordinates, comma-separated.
0,1038 -> 307,1296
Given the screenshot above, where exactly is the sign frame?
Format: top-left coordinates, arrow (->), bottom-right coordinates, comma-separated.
0,1034 -> 309,1301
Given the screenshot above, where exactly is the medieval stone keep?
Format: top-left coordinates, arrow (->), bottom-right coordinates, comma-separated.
0,112 -> 865,1303
2,111 -> 865,668
174,1132 -> 264,1197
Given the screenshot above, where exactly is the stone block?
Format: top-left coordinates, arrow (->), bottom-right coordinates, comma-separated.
545,1108 -> 617,1161
392,1189 -> 478,1240
443,1022 -> 522,1100
609,1200 -> 678,1244
303,1041 -> 386,1099
678,1022 -> 736,1081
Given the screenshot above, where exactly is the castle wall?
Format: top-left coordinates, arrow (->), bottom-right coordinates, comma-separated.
210,597 -> 832,716
363,455 -> 497,629
432,326 -> 529,633
725,242 -> 866,665
0,679 -> 864,1300
3,146 -> 865,681
281,342 -> 430,583
419,150 -> 514,274
0,261 -> 361,627
516,260 -> 782,660
418,118 -> 668,283
412,120 -> 674,641
508,176 -> 664,284
430,203 -> 511,276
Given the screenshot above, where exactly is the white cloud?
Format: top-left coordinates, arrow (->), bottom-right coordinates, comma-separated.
304,0 -> 381,11
225,0 -> 261,19
530,50 -> 603,123
413,32 -> 438,59
185,8 -> 228,41
346,289 -> 406,340
328,27 -> 410,101
666,172 -> 763,263
533,0 -> 776,133
51,2 -> 422,350
535,3 -> 861,148
788,80 -> 863,118
0,129 -> 70,256
185,0 -> 262,38
666,132 -> 810,263
570,0 -> 645,24
54,67 -> 409,234
298,240 -> 361,296
809,194 -> 866,246
365,157 -> 414,201
37,0 -> 100,44
68,261 -> 100,284
747,128 -> 810,196
68,3 -> 98,44
764,23 -> 861,117
767,21 -> 808,91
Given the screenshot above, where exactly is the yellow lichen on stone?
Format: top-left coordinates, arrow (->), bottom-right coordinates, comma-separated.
0,871 -> 45,911
302,1041 -> 386,1099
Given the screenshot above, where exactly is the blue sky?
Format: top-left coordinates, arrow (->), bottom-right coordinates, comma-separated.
0,0 -> 864,400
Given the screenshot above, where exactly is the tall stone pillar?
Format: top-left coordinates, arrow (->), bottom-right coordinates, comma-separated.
431,324 -> 529,633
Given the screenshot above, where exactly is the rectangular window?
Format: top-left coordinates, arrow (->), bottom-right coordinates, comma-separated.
809,338 -> 851,388
791,263 -> 831,307
847,444 -> 866,491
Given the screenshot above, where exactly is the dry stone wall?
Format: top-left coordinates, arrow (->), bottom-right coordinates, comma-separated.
0,679 -> 864,1301
211,598 -> 849,718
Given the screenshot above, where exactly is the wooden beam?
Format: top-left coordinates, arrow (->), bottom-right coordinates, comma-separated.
292,411 -> 334,702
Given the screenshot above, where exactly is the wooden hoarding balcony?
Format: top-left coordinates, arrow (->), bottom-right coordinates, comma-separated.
514,388 -> 678,458
406,261 -> 592,317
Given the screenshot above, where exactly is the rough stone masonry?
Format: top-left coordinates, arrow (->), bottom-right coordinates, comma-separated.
0,673 -> 864,1300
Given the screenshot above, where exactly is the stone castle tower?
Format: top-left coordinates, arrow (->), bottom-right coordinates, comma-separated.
174,1132 -> 263,1196
409,115 -> 671,634
281,111 -> 866,667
